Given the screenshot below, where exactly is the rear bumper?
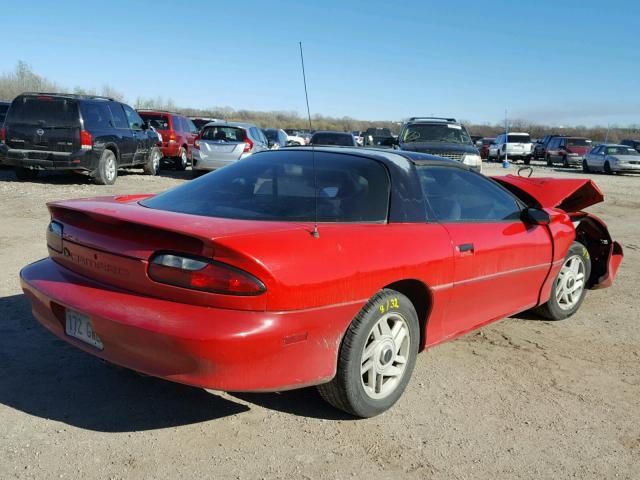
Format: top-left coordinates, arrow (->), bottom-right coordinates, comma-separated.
20,258 -> 359,392
0,146 -> 96,170
159,142 -> 182,157
192,151 -> 251,171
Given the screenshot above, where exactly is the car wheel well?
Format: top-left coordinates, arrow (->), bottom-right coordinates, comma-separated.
573,216 -> 612,288
104,145 -> 119,161
383,279 -> 432,351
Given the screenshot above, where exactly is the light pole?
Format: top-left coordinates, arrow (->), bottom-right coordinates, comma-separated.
503,108 -> 509,168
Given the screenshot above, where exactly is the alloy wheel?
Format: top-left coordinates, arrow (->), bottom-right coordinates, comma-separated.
555,255 -> 586,311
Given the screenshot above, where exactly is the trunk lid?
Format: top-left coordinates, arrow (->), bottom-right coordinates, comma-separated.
492,174 -> 604,212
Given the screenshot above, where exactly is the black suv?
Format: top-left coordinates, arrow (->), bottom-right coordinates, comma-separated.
621,139 -> 640,153
0,93 -> 162,184
396,117 -> 481,171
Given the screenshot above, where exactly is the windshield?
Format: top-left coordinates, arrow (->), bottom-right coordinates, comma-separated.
141,150 -> 390,222
507,134 -> 530,143
310,133 -> 355,146
607,147 -> 637,155
139,114 -> 170,130
401,123 -> 472,144
566,138 -> 591,147
263,129 -> 279,141
201,126 -> 246,142
6,96 -> 79,127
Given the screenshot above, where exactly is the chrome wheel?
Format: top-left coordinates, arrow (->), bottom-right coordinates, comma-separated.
360,312 -> 410,400
152,149 -> 161,171
105,155 -> 116,182
556,255 -> 586,311
180,149 -> 188,168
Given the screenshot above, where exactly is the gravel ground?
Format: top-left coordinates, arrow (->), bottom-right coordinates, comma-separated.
0,161 -> 638,479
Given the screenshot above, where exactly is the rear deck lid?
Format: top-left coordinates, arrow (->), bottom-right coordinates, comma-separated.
5,95 -> 80,152
492,174 -> 604,212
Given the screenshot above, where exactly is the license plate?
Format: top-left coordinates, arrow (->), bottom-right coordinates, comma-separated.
65,309 -> 103,350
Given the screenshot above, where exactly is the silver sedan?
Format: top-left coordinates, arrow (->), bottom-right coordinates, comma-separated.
583,144 -> 640,174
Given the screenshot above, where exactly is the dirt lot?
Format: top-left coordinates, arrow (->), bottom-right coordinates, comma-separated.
0,161 -> 638,479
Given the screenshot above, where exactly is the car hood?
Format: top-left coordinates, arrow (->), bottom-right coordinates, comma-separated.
492,174 -> 604,212
400,142 -> 478,154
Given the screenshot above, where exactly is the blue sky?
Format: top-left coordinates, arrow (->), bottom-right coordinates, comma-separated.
3,0 -> 639,126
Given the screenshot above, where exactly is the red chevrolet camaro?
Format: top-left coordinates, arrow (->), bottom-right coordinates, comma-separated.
20,147 -> 623,417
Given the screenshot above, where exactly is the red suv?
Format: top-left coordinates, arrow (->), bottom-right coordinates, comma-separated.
138,111 -> 198,169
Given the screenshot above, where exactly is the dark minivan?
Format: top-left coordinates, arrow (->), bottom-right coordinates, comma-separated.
0,93 -> 162,184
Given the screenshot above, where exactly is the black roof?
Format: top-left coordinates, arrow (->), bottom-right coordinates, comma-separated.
19,92 -> 116,101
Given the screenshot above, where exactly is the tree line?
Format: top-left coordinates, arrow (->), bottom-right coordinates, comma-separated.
1,62 -> 638,143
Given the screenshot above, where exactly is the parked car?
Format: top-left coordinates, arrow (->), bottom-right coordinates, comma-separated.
397,117 -> 482,171
309,131 -> 358,147
545,136 -> 592,168
488,132 -> 533,164
0,93 -> 162,184
620,139 -> 640,153
479,137 -> 495,159
532,134 -> 558,160
284,130 -> 307,146
362,127 -> 395,148
262,128 -> 289,149
138,111 -> 198,170
190,117 -> 222,131
583,144 -> 640,174
191,121 -> 269,176
19,147 -> 622,417
470,135 -> 483,146
0,100 -> 10,125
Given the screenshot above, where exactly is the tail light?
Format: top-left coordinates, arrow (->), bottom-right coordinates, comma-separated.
148,253 -> 266,296
80,130 -> 92,149
194,133 -> 201,150
0,127 -> 5,143
169,132 -> 176,143
242,130 -> 253,153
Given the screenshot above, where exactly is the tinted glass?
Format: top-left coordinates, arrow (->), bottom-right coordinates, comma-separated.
188,119 -> 198,134
263,129 -> 278,141
0,104 -> 9,124
108,104 -> 129,129
201,126 -> 246,142
310,133 -> 355,146
566,138 -> 591,147
123,105 -> 144,129
142,150 -> 390,222
507,134 -> 530,143
548,138 -> 559,148
180,117 -> 190,133
416,166 -> 521,222
139,113 -> 170,130
7,96 -> 79,126
401,124 -> 471,144
80,102 -> 113,129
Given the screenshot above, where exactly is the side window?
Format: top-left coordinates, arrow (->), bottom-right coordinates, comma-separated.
188,119 -> 198,135
559,138 -> 566,148
123,104 -> 144,130
180,117 -> 190,133
172,116 -> 182,132
417,166 -> 521,222
548,138 -> 557,149
107,104 -> 129,129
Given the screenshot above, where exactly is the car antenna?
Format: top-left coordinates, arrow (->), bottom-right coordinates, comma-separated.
299,41 -> 319,238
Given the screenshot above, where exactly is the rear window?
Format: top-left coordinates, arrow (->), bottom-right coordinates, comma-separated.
139,114 -> 170,130
566,138 -> 591,147
141,150 -> 390,223
201,126 -> 246,142
507,134 -> 531,143
310,133 -> 354,146
7,96 -> 79,127
0,104 -> 9,124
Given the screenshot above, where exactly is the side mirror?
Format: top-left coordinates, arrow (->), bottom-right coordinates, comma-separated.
522,207 -> 550,226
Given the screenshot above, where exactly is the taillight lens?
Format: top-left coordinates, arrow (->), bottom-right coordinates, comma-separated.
169,132 -> 176,142
194,134 -> 201,150
80,130 -> 92,149
0,127 -> 5,143
148,253 -> 266,296
242,130 -> 253,153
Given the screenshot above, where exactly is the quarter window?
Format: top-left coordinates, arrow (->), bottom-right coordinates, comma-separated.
416,166 -> 521,222
123,105 -> 144,130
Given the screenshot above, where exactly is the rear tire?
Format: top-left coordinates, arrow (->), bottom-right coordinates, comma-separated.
582,159 -> 590,173
604,161 -> 613,175
143,147 -> 161,176
562,156 -> 569,168
14,167 -> 39,181
94,149 -> 118,185
524,156 -> 531,165
534,242 -> 591,321
317,289 -> 419,418
175,147 -> 188,170
546,155 -> 553,166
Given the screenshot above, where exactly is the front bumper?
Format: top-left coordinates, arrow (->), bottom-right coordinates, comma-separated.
612,162 -> 640,173
20,258 -> 357,392
0,147 -> 96,170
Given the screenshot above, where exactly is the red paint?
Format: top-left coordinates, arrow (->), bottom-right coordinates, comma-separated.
19,175 -> 622,392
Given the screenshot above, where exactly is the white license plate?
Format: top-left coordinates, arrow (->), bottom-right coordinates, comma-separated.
65,309 -> 103,350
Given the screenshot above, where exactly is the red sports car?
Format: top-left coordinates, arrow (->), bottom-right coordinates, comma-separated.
20,148 -> 623,417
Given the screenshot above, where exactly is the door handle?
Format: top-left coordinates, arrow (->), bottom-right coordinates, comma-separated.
457,243 -> 474,253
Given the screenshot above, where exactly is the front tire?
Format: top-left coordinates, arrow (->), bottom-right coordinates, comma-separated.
582,159 -> 590,173
94,149 -> 118,185
535,242 -> 591,320
546,154 -> 553,166
562,156 -> 570,168
14,167 -> 39,181
604,161 -> 613,175
143,147 -> 161,176
317,289 -> 419,418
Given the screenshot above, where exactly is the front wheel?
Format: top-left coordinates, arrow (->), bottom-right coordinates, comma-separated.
317,289 -> 419,418
175,147 -> 188,170
582,159 -> 590,173
524,156 -> 531,165
546,155 -> 553,166
534,242 -> 591,320
562,156 -> 570,168
604,161 -> 613,175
